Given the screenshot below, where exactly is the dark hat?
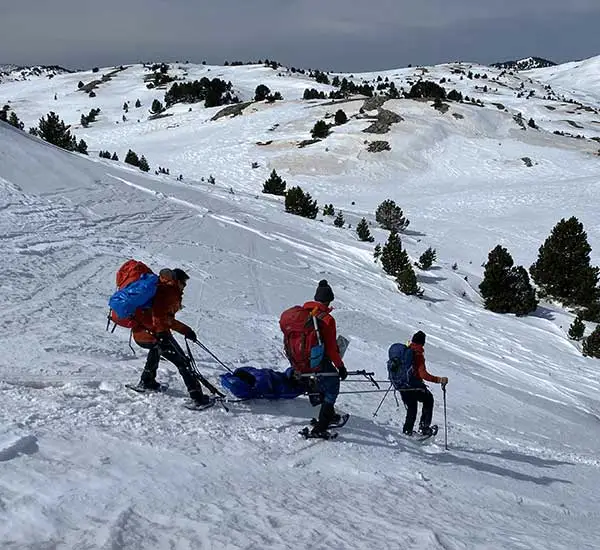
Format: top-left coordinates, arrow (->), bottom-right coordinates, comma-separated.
412,331 -> 426,345
172,268 -> 190,282
314,279 -> 334,303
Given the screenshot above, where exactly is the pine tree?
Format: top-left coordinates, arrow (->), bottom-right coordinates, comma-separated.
396,266 -> 423,296
323,204 -> 335,216
582,325 -> 600,358
125,149 -> 140,167
356,218 -> 374,242
76,139 -> 88,155
417,247 -> 436,270
111,152 -> 119,161
480,245 -> 537,315
254,84 -> 270,102
381,232 -> 410,277
0,105 -> 8,122
285,186 -> 318,219
334,109 -> 348,125
374,244 -> 382,262
510,266 -> 538,316
262,169 -> 286,195
530,217 -> 600,307
37,111 -> 76,150
568,316 -> 585,341
135,99 -> 141,108
123,102 -> 128,112
151,99 -> 164,114
334,211 -> 345,227
311,120 -> 329,139
8,111 -> 24,130
138,155 -> 150,172
376,199 -> 409,232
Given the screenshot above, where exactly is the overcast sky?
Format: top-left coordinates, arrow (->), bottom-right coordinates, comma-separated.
1,0 -> 599,71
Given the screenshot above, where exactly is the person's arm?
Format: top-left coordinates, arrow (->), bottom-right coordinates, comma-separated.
319,316 -> 344,369
413,349 -> 441,383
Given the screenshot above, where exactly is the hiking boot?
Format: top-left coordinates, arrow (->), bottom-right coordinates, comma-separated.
419,426 -> 434,437
189,389 -> 210,406
140,379 -> 162,391
403,428 -> 414,436
331,412 -> 342,425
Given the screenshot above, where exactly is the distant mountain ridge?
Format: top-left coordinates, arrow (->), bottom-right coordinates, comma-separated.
491,57 -> 556,71
0,64 -> 72,83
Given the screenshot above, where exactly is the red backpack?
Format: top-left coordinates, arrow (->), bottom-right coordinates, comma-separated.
109,259 -> 154,329
279,306 -> 326,374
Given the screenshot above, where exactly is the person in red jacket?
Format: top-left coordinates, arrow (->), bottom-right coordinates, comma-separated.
132,268 -> 209,405
302,280 -> 348,435
401,331 -> 448,436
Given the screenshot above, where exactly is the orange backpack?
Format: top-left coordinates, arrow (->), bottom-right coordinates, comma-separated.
109,260 -> 154,328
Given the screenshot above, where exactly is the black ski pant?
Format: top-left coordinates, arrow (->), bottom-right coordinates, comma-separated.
137,335 -> 204,396
400,387 -> 434,434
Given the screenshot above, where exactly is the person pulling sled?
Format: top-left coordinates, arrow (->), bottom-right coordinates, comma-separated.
280,280 -> 348,438
388,331 -> 448,437
109,261 -> 210,406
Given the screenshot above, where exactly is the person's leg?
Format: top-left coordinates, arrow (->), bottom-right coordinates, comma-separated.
137,341 -> 161,389
160,336 -> 207,403
401,391 -> 418,434
313,362 -> 340,432
418,389 -> 434,432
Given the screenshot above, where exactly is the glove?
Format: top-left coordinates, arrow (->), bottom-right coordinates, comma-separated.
338,364 -> 348,381
155,332 -> 170,345
439,376 -> 448,385
185,328 -> 197,342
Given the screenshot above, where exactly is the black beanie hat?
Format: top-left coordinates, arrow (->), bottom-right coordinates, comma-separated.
172,268 -> 190,282
314,279 -> 334,303
412,330 -> 426,345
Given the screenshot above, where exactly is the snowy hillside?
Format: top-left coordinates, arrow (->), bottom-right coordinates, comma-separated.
2,55 -> 600,549
491,57 -> 556,71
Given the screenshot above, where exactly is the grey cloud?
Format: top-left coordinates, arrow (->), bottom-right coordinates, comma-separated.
1,0 -> 599,71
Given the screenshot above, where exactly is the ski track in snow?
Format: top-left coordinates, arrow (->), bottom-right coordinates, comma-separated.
1,60 -> 600,548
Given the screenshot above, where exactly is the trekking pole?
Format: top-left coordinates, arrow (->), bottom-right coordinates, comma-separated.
442,383 -> 448,450
192,339 -> 234,373
372,383 -> 393,417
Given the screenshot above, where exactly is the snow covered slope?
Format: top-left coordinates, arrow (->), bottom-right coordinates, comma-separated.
1,55 -> 600,549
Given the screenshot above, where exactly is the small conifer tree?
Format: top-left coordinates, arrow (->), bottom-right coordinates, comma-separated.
125,149 -> 140,167
417,247 -> 437,270
135,99 -> 142,108
396,266 -> 423,296
375,199 -> 409,232
334,109 -> 348,125
381,232 -> 410,277
568,316 -> 585,341
285,186 -> 319,219
531,217 -> 600,308
323,204 -> 335,216
374,243 -> 382,262
8,111 -> 24,130
356,218 -> 374,242
37,111 -> 76,151
334,211 -> 345,227
138,155 -> 150,172
76,139 -> 88,155
151,99 -> 164,114
480,245 -> 537,315
582,325 -> 600,358
254,84 -> 270,102
311,120 -> 329,139
262,169 -> 286,195
111,152 -> 119,161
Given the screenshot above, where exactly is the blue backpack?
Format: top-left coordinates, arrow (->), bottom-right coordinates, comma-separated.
108,273 -> 159,321
387,343 -> 416,389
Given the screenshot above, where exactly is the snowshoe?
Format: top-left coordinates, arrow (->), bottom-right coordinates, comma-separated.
126,382 -> 169,394
299,427 -> 338,440
183,396 -> 217,411
310,412 -> 350,429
